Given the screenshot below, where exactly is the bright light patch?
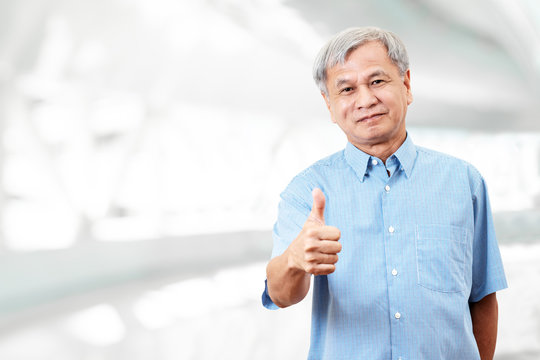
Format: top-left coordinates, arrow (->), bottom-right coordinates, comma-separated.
3,200 -> 78,251
61,304 -> 126,347
132,278 -> 216,330
132,291 -> 176,330
93,215 -> 160,242
133,263 -> 267,330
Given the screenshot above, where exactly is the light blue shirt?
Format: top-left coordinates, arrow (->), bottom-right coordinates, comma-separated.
262,135 -> 507,360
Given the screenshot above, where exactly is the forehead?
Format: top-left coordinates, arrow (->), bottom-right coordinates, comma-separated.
326,41 -> 400,83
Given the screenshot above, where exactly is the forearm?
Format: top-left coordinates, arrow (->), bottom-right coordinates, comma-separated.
266,250 -> 311,308
470,292 -> 499,360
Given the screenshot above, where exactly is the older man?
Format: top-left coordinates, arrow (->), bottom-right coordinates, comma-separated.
262,27 -> 507,360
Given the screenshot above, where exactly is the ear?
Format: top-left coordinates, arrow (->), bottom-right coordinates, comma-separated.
321,91 -> 337,123
404,69 -> 413,105
321,91 -> 331,111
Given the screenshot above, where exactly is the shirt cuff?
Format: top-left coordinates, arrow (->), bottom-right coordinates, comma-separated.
469,276 -> 508,303
261,279 -> 279,310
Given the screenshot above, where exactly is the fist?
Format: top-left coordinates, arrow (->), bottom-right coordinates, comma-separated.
288,188 -> 342,275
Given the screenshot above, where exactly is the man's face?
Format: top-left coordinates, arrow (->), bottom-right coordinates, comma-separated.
322,41 -> 413,151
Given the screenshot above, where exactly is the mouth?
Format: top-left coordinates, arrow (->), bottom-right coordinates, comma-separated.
357,112 -> 386,122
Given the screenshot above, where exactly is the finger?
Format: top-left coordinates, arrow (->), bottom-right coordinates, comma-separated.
315,253 -> 339,264
315,225 -> 341,241
319,240 -> 342,254
308,188 -> 326,225
308,264 -> 336,276
305,251 -> 339,264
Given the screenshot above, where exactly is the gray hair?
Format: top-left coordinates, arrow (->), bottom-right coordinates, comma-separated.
313,27 -> 409,95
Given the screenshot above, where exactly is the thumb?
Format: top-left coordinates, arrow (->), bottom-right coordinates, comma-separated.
309,188 -> 326,225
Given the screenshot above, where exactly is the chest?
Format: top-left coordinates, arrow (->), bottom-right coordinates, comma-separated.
321,169 -> 474,297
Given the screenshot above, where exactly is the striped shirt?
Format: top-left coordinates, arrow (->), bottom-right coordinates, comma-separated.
262,135 -> 507,359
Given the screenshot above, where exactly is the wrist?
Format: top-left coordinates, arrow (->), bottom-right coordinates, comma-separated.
284,247 -> 307,275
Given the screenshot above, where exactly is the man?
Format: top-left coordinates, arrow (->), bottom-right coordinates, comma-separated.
262,27 -> 507,360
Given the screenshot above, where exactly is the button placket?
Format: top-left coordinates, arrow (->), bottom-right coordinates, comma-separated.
381,168 -> 405,354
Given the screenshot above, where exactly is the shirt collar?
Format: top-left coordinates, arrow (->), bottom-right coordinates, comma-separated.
344,134 -> 417,182
391,134 -> 417,178
344,142 -> 371,182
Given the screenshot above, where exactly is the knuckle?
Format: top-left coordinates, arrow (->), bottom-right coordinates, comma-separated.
304,254 -> 316,263
304,242 -> 316,252
305,228 -> 317,238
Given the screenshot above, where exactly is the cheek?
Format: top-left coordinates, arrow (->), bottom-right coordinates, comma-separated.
329,101 -> 346,121
382,92 -> 407,113
337,99 -> 355,116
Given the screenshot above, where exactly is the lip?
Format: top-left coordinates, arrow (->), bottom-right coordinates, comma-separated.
357,112 -> 386,122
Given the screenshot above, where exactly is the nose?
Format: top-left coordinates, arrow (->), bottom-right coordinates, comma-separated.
355,85 -> 378,109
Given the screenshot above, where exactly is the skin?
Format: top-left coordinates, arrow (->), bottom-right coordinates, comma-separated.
470,293 -> 499,359
266,40 -> 499,355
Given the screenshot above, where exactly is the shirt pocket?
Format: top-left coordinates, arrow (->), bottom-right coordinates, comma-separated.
415,224 -> 468,293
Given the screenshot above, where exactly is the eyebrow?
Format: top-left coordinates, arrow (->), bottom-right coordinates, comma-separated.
368,70 -> 390,79
335,77 -> 353,89
334,70 -> 391,89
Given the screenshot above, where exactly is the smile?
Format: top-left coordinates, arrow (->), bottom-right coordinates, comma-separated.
357,113 -> 386,122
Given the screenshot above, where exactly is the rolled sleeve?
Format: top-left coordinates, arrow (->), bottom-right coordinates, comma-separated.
262,279 -> 280,310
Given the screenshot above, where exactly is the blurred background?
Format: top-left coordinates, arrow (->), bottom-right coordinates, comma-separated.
0,0 -> 539,359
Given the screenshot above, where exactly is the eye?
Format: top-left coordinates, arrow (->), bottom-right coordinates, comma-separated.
371,79 -> 385,86
340,87 -> 354,94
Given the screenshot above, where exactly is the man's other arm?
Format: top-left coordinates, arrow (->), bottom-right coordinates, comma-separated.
470,292 -> 499,360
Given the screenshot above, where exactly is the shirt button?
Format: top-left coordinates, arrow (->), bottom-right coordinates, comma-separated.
371,159 -> 378,166
385,185 -> 390,192
388,226 -> 395,233
392,269 -> 398,276
394,312 -> 401,319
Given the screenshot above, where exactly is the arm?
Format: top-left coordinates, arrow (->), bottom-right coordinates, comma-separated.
469,292 -> 499,360
266,249 -> 312,308
266,188 -> 341,308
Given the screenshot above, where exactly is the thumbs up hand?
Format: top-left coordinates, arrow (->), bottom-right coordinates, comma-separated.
287,188 -> 342,275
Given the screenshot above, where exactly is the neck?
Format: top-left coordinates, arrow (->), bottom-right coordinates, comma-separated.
352,131 -> 407,164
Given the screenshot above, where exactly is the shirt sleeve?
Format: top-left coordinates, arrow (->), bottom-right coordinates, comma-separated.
261,173 -> 314,310
469,176 -> 508,302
